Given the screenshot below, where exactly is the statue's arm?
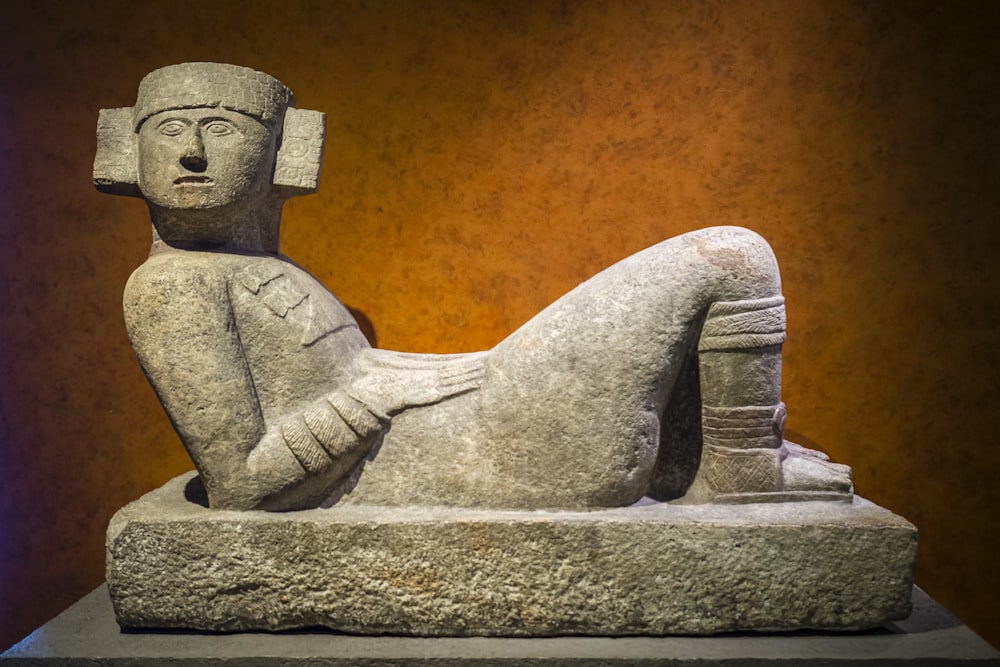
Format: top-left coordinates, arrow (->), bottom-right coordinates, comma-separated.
123,263 -> 381,510
244,350 -> 485,508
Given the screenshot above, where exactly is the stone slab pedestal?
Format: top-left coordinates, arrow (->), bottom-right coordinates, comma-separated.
4,585 -> 998,666
105,473 -> 916,636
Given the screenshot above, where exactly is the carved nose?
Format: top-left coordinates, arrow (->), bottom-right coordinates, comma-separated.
179,132 -> 207,172
180,153 -> 207,172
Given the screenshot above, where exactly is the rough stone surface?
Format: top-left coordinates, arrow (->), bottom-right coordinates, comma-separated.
7,585 -> 997,667
7,586 -> 997,667
97,62 -> 854,513
106,473 -> 916,636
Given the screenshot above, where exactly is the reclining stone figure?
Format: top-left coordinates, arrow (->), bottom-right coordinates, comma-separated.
95,63 -> 852,512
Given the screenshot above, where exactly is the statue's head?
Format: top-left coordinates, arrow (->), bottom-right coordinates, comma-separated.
94,63 -> 325,250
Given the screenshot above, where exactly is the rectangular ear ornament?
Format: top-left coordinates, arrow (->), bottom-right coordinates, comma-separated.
94,107 -> 141,197
274,108 -> 326,195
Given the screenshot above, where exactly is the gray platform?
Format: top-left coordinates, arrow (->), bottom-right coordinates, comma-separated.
105,473 -> 917,636
3,584 -> 998,665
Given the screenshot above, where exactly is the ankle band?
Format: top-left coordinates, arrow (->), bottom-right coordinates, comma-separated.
702,403 -> 786,450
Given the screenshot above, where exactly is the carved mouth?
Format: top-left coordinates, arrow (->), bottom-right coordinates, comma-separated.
174,176 -> 213,185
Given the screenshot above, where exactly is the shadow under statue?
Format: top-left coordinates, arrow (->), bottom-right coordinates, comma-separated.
96,63 -> 915,636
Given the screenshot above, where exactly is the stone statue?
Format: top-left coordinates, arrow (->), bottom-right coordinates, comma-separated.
95,62 -> 852,513
96,64 -> 919,638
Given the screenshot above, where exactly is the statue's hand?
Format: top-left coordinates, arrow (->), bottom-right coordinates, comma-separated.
345,348 -> 486,415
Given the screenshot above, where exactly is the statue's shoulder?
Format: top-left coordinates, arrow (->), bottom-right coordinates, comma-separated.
123,251 -> 292,328
125,250 -> 287,296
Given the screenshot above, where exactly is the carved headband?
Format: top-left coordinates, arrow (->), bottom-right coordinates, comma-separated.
93,62 -> 325,198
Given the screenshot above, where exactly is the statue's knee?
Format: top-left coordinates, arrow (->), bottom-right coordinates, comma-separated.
688,226 -> 780,297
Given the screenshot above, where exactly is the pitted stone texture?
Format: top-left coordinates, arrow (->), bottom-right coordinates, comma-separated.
6,586 -> 998,667
107,473 -> 916,636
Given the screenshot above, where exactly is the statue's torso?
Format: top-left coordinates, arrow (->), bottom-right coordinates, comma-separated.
125,243 -> 693,510
126,249 -> 370,428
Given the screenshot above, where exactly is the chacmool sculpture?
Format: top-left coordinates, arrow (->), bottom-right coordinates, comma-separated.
95,62 -> 852,513
94,63 -> 924,639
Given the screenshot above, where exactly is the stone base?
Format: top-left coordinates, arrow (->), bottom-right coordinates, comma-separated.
106,472 -> 917,636
5,586 -> 999,667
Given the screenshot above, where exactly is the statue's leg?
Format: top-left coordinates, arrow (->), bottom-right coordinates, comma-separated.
683,292 -> 853,503
354,226 -> 850,508
477,225 -> 832,507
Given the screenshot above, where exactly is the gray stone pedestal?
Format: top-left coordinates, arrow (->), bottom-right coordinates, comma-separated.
105,472 -> 916,636
3,584 -> 998,666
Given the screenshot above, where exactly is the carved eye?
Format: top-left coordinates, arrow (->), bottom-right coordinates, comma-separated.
158,121 -> 186,137
205,121 -> 235,137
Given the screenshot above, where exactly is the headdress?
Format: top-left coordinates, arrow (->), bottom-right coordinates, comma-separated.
133,63 -> 293,131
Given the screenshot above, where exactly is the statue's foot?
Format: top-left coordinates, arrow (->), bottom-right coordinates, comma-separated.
778,440 -> 853,498
683,440 -> 853,505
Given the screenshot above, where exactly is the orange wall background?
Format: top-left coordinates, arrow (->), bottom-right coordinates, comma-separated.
2,0 -> 998,651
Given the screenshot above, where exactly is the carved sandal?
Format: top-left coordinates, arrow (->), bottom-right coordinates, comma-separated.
694,403 -> 853,504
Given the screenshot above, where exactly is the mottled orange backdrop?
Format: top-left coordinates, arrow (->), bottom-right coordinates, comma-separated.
1,0 -> 998,651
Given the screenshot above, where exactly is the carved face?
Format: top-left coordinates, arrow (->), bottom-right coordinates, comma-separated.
137,107 -> 276,212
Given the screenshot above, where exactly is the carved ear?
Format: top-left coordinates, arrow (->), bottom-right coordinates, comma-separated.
94,107 -> 141,197
273,108 -> 325,196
